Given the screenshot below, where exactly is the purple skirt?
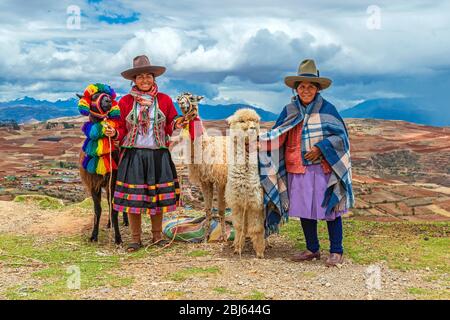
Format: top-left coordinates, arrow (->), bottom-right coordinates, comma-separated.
288,164 -> 344,221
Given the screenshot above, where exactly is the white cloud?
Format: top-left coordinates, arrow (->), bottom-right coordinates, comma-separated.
112,28 -> 187,69
174,45 -> 236,72
0,0 -> 449,112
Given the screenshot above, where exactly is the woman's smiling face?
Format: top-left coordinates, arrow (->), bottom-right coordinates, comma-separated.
134,73 -> 154,91
296,81 -> 319,105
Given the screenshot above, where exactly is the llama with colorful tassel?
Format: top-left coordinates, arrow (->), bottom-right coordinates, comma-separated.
77,83 -> 128,245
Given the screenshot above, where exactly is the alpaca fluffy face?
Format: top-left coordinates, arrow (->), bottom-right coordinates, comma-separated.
227,108 -> 261,136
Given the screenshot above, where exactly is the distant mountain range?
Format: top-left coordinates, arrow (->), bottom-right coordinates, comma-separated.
0,97 -> 81,123
0,96 -> 448,127
340,98 -> 448,127
0,96 -> 278,123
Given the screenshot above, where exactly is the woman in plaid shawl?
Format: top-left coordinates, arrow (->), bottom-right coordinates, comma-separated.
259,59 -> 354,266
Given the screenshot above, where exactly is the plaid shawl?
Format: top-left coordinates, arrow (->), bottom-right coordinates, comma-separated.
258,93 -> 354,235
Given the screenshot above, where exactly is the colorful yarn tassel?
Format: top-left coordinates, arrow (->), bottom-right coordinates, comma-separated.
82,122 -> 102,140
108,105 -> 120,119
77,83 -> 119,118
96,157 -> 107,176
85,156 -> 98,174
82,154 -> 117,175
82,134 -> 115,171
78,98 -> 91,116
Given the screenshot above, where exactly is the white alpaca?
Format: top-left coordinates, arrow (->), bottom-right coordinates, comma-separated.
225,108 -> 265,258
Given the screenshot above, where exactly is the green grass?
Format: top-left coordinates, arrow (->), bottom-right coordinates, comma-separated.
69,197 -> 109,210
14,195 -> 64,210
407,287 -> 428,295
167,266 -> 221,282
186,250 -> 210,257
407,287 -> 450,299
245,290 -> 266,300
281,219 -> 449,272
213,286 -> 238,295
0,234 -> 134,300
70,197 -> 95,210
281,218 -> 450,299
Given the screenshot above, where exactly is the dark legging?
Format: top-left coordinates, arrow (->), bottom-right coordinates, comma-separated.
300,217 -> 343,254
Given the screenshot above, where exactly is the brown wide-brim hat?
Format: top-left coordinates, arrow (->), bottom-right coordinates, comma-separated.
121,55 -> 166,80
284,59 -> 332,90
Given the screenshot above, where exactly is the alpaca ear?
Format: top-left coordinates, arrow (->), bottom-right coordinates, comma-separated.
226,114 -> 236,125
76,93 -> 83,99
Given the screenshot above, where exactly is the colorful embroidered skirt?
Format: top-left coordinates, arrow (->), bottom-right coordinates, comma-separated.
113,148 -> 181,215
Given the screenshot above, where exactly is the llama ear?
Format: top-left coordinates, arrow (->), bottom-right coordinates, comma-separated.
76,93 -> 83,99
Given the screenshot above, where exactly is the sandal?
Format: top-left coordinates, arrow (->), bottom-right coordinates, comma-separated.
126,242 -> 142,253
151,238 -> 171,247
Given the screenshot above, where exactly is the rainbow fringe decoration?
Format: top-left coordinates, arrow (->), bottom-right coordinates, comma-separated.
81,120 -> 118,144
77,83 -> 120,119
82,154 -> 117,176
77,83 -> 120,175
81,119 -> 118,175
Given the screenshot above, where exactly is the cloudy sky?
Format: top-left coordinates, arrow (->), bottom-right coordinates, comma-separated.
0,0 -> 449,111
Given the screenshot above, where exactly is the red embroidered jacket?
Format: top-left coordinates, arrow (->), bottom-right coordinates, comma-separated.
114,92 -> 179,148
261,121 -> 332,174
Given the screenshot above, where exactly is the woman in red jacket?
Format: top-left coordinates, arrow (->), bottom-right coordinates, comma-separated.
104,55 -> 183,252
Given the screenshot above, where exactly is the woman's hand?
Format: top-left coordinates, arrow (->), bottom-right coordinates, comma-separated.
304,146 -> 322,162
104,125 -> 116,138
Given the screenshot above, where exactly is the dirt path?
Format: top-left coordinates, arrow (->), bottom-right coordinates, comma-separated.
0,200 -> 94,237
0,200 -> 444,300
87,239 -> 434,300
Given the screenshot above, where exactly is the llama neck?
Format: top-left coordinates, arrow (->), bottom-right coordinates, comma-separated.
190,123 -> 206,160
188,117 -> 206,140
185,118 -> 206,164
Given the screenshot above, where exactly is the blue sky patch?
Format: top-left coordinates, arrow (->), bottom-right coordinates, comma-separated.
97,11 -> 140,24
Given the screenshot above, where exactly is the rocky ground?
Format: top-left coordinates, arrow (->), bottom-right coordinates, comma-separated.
0,199 -> 447,300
